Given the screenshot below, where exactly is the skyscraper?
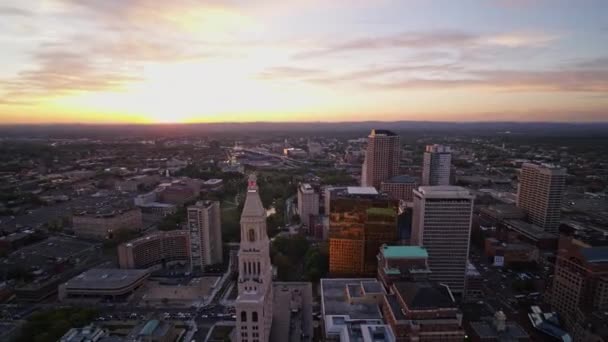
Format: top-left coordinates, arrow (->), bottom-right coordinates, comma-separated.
236,175 -> 273,342
361,129 -> 400,189
421,144 -> 452,186
517,163 -> 566,233
187,200 -> 223,270
329,187 -> 398,276
412,186 -> 474,294
297,183 -> 319,229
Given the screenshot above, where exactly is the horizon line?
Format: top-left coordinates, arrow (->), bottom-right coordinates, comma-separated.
2,119 -> 608,127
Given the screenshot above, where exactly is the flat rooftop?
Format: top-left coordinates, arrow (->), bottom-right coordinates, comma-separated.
580,247 -> 608,263
381,245 -> 428,259
270,282 -> 313,342
321,278 -> 383,319
5,236 -> 98,268
347,187 -> 379,196
470,319 -> 529,340
64,268 -> 149,290
416,186 -> 473,199
504,219 -> 558,240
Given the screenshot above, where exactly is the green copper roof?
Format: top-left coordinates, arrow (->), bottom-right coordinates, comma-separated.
366,207 -> 396,217
381,245 -> 428,259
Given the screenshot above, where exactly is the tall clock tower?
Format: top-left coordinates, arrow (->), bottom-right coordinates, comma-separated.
236,174 -> 273,342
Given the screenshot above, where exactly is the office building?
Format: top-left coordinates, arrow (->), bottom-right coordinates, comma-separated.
187,200 -> 223,270
329,187 -> 398,276
361,129 -> 400,189
236,175 -> 273,342
549,236 -> 608,341
117,230 -> 190,269
412,186 -> 474,294
516,163 -> 566,233
380,175 -> 418,202
421,144 -> 452,186
298,183 -> 319,229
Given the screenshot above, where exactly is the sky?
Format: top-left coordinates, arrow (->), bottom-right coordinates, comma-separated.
0,0 -> 607,124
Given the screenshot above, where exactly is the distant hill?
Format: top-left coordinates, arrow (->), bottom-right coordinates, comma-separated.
0,121 -> 607,138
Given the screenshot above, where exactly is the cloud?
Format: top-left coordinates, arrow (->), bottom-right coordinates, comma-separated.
574,57 -> 608,69
257,62 -> 466,85
1,49 -> 141,103
294,31 -> 478,58
0,6 -> 33,17
483,31 -> 560,47
293,29 -> 560,59
366,69 -> 608,92
257,67 -> 326,80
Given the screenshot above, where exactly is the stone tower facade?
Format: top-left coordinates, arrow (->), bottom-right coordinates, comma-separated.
236,175 -> 273,342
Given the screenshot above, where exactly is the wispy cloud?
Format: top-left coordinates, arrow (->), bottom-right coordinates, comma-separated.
367,68 -> 608,92
294,31 -> 478,59
0,6 -> 33,17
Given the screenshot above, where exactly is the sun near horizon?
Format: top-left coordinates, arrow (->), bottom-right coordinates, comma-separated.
1,1 -> 607,124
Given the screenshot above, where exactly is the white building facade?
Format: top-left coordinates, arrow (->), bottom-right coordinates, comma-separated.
412,186 -> 474,294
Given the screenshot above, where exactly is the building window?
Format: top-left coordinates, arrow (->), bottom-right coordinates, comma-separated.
241,311 -> 247,322
252,311 -> 258,322
248,229 -> 255,242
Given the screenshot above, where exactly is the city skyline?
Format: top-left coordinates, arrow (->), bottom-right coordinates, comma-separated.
1,0 -> 608,124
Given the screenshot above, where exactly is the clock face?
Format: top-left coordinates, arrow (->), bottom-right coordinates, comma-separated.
248,229 -> 255,242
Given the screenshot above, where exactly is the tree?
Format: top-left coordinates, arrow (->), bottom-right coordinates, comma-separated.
16,307 -> 98,342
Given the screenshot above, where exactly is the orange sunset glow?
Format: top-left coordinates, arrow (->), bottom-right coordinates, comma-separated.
1,0 -> 607,124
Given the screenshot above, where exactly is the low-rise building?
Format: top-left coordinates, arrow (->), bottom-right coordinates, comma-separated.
382,281 -> 465,341
59,324 -> 110,342
59,268 -> 150,302
4,236 -> 101,301
484,238 -> 539,267
468,311 -> 530,341
127,319 -> 179,342
320,278 -> 391,341
116,174 -> 160,192
73,207 -> 143,240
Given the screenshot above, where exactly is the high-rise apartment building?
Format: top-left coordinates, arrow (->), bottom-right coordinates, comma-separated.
187,200 -> 223,270
329,187 -> 398,276
297,183 -> 319,229
549,236 -> 608,341
361,129 -> 400,189
412,186 -> 474,294
421,144 -> 452,186
517,163 -> 566,233
236,175 -> 273,342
